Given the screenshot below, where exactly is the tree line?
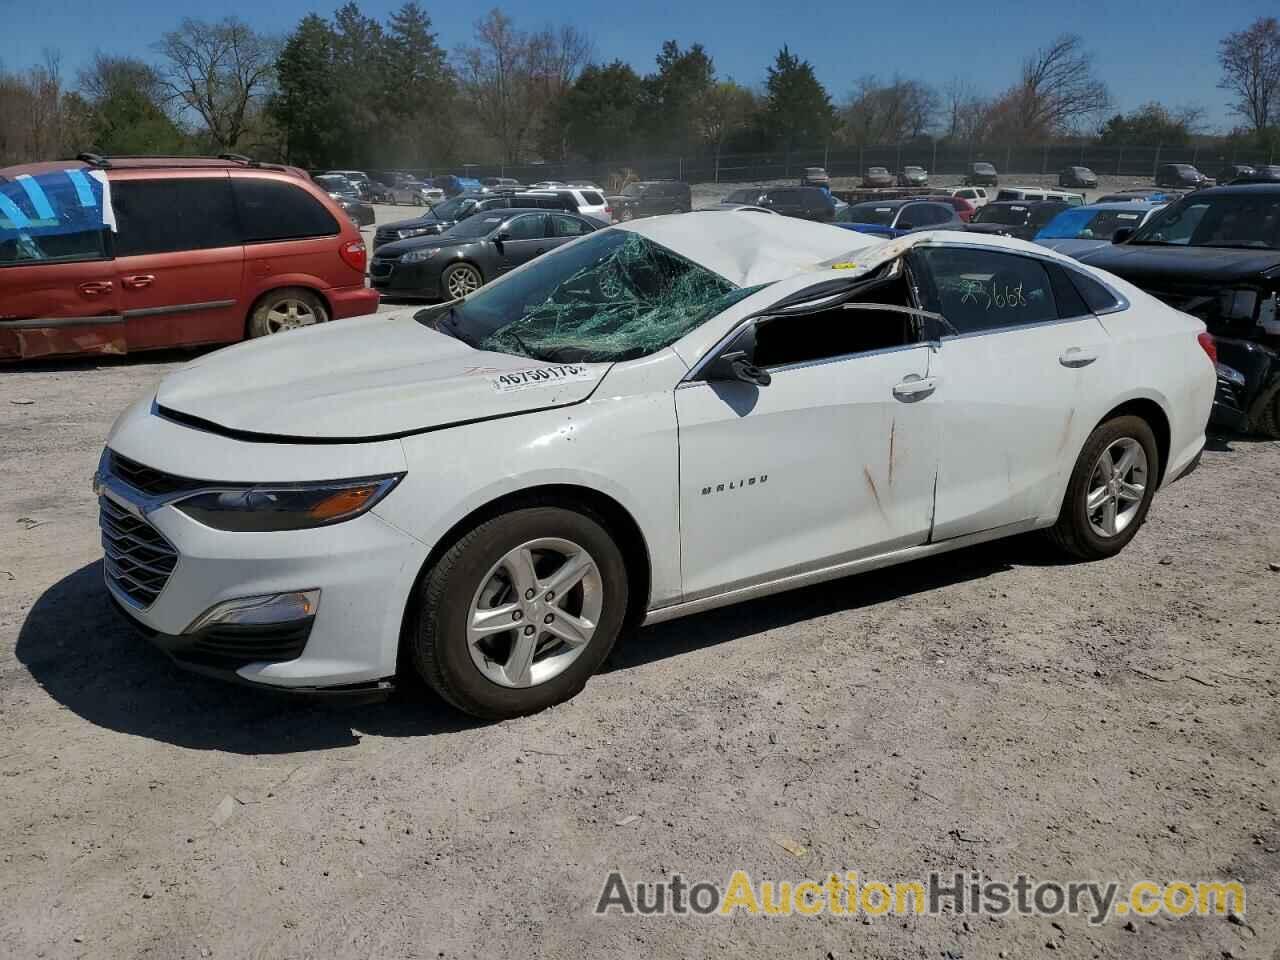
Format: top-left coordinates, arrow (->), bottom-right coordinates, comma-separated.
1,6 -> 1278,171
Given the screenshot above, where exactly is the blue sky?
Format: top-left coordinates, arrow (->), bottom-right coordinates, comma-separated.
2,0 -> 1272,130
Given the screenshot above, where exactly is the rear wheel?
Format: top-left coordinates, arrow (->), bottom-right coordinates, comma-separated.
1047,415 -> 1159,560
408,506 -> 629,719
247,287 -> 329,338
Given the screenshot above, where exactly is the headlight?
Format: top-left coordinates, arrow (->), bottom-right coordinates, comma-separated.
400,247 -> 441,263
398,227 -> 435,239
173,475 -> 403,532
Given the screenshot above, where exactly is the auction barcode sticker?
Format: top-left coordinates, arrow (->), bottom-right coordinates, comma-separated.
490,364 -> 596,393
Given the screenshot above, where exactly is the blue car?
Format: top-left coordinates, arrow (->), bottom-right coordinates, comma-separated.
834,199 -> 962,238
433,175 -> 485,198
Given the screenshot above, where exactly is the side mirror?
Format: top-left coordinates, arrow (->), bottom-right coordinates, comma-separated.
1112,227 -> 1134,244
495,230 -> 512,242
703,325 -> 771,387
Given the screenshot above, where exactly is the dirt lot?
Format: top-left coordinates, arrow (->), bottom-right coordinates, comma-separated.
3,203 -> 1280,959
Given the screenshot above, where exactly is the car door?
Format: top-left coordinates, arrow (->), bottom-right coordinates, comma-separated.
910,243 -> 1115,541
110,174 -> 244,350
675,269 -> 940,600
0,167 -> 123,360
494,213 -> 551,274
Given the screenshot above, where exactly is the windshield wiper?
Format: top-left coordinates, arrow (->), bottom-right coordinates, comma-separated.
432,306 -> 476,347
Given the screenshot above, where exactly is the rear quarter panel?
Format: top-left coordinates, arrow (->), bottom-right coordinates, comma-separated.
1089,276 -> 1215,484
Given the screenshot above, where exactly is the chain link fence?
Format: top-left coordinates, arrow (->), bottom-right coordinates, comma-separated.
409,142 -> 1278,187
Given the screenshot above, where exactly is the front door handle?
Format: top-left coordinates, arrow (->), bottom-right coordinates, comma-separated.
79,281 -> 113,296
892,376 -> 937,402
1059,347 -> 1098,368
122,274 -> 155,289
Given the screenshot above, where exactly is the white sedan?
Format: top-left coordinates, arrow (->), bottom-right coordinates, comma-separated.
97,214 -> 1215,718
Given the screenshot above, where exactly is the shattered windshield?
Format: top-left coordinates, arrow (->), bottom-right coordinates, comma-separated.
418,229 -> 762,362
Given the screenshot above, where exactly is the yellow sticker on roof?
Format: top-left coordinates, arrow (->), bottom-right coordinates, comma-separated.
830,261 -> 859,270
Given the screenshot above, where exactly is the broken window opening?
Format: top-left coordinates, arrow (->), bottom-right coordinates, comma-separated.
753,265 -> 923,368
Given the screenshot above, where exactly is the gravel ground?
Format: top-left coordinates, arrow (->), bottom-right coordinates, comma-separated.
2,196 -> 1279,959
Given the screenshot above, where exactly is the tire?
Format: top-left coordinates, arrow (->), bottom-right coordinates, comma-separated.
408,506 -> 630,719
1249,379 -> 1280,438
442,262 -> 484,300
1046,415 -> 1160,560
413,195 -> 424,207
620,207 -> 634,222
247,287 -> 329,338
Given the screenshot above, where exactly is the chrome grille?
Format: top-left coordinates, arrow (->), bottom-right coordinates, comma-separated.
99,496 -> 178,608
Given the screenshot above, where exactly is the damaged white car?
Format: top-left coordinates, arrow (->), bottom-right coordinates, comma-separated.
97,213 -> 1215,718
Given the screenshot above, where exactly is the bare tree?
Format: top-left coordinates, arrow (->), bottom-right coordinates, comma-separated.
0,50 -> 72,165
528,24 -> 592,159
840,75 -> 938,144
456,10 -> 535,163
1005,34 -> 1109,139
78,52 -> 167,107
943,77 -> 990,141
153,17 -> 276,149
1218,17 -> 1280,134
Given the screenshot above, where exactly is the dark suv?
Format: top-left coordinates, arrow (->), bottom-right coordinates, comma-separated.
607,180 -> 691,220
963,162 -> 999,186
756,186 -> 835,222
374,191 -> 575,249
1155,163 -> 1212,189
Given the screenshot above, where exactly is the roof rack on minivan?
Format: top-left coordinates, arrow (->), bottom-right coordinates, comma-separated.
72,153 -> 289,172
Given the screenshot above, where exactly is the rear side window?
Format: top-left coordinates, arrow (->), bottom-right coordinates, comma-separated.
1046,263 -> 1090,318
112,178 -> 239,256
0,169 -> 109,266
1068,269 -> 1124,314
580,191 -> 604,206
916,247 -> 1058,334
233,178 -> 339,243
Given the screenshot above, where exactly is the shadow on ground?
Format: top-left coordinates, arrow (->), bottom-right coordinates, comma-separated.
19,537 -> 1049,753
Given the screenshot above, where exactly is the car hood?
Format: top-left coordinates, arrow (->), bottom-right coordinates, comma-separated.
1076,243 -> 1280,285
965,222 -> 1020,235
155,312 -> 610,442
381,211 -> 449,231
1036,237 -> 1113,258
374,234 -> 477,258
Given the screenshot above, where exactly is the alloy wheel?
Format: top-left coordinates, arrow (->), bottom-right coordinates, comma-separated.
446,266 -> 482,299
264,298 -> 318,333
466,537 -> 602,688
1086,437 -> 1148,538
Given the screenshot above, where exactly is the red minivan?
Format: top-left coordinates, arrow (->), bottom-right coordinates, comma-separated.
0,154 -> 379,361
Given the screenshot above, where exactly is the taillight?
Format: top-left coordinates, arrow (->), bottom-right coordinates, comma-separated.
340,240 -> 367,273
1197,331 -> 1217,364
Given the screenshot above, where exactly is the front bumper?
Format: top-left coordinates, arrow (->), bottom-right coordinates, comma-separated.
369,259 -> 442,298
97,453 -> 429,692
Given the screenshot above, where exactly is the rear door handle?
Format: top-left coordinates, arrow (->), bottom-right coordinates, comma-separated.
79,281 -> 113,296
892,376 -> 937,402
122,274 -> 155,289
1059,347 -> 1098,368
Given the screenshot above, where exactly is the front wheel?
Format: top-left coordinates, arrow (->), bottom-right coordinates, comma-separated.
1047,415 -> 1159,560
408,506 -> 629,719
442,262 -> 483,299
